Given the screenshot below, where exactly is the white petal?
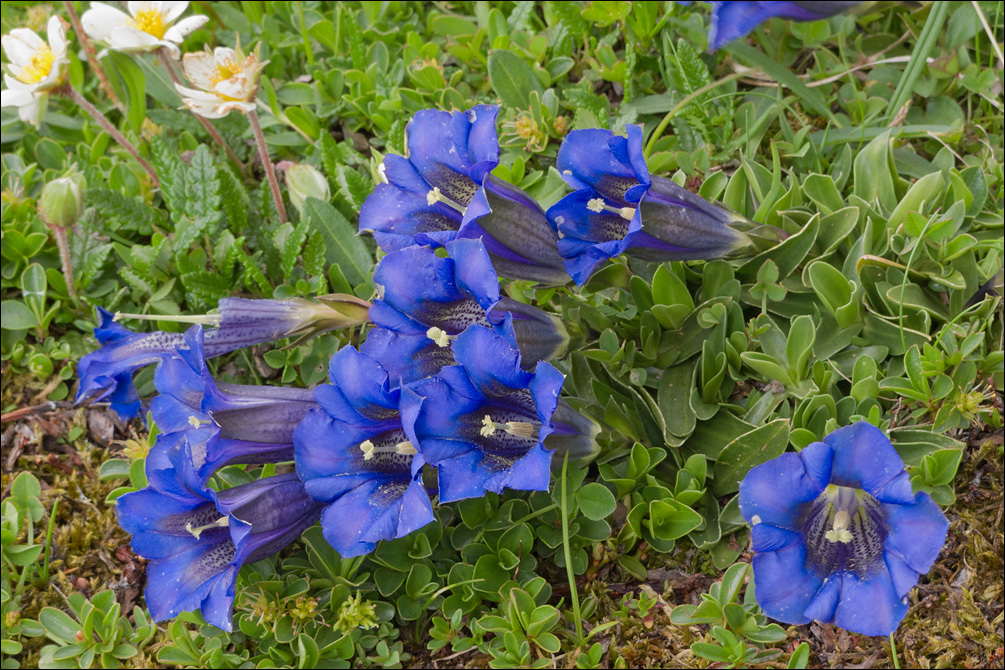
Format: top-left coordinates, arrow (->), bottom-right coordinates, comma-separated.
107,25 -> 162,51
18,93 -> 46,128
181,96 -> 226,118
216,100 -> 255,115
175,83 -> 219,101
162,1 -> 190,23
1,30 -> 43,67
181,51 -> 217,90
1,77 -> 40,107
212,46 -> 238,63
82,3 -> 132,43
156,40 -> 181,58
128,1 -> 164,17
47,16 -> 68,60
163,14 -> 208,43
214,74 -> 252,101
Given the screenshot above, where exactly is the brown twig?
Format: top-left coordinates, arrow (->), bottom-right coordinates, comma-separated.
1,401 -> 58,424
247,109 -> 287,223
61,83 -> 160,188
62,1 -> 125,115
156,47 -> 247,176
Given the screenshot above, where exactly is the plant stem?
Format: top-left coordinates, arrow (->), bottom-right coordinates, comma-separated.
560,453 -> 585,648
890,632 -> 900,669
62,84 -> 159,187
157,48 -> 247,176
247,109 -> 288,223
62,0 -> 125,115
643,70 -> 747,159
48,224 -> 76,300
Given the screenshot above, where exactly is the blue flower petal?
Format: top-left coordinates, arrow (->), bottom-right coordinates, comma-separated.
142,528 -> 235,624
739,450 -> 829,530
556,129 -> 641,202
361,328 -> 455,386
451,325 -> 532,392
486,443 -> 553,493
825,422 -> 913,503
832,564 -> 908,636
803,574 -> 841,623
707,1 -> 785,51
433,444 -> 496,503
884,549 -> 921,599
528,361 -> 564,428
318,479 -> 409,557
198,569 -> 240,632
359,182 -> 462,253
406,107 -> 499,206
444,238 -> 502,312
881,491 -> 948,574
751,542 -> 823,625
325,346 -> 399,418
750,523 -> 803,552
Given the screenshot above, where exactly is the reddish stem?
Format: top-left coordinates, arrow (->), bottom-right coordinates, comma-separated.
247,109 -> 287,223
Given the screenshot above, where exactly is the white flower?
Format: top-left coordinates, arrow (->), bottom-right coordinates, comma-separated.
81,1 -> 208,59
174,45 -> 268,119
0,16 -> 69,128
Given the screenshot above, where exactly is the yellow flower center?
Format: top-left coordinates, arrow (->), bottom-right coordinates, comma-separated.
16,44 -> 54,85
210,58 -> 241,86
130,8 -> 167,39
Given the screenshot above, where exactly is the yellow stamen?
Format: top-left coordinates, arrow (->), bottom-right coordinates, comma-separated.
185,516 -> 229,540
425,187 -> 467,213
426,327 -> 452,348
395,441 -> 417,456
825,510 -> 853,544
130,8 -> 167,39
210,58 -> 242,86
16,44 -> 54,85
586,197 -> 634,220
359,439 -> 375,461
479,414 -> 537,439
188,415 -> 212,428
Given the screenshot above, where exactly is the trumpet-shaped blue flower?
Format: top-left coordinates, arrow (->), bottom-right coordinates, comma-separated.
456,175 -> 570,285
359,105 -> 499,251
360,327 -> 457,387
546,125 -> 754,285
702,1 -> 863,51
401,325 -> 564,502
739,421 -> 948,637
116,448 -> 322,632
359,106 -> 568,284
77,296 -> 369,419
150,326 -> 317,486
294,346 -> 434,558
370,238 -> 567,366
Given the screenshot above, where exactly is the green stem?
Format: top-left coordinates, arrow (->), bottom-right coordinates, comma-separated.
296,1 -> 315,67
560,454 -> 585,647
63,0 -> 125,114
247,109 -> 288,223
643,71 -> 746,159
890,632 -> 900,670
49,224 -> 76,300
63,84 -> 159,187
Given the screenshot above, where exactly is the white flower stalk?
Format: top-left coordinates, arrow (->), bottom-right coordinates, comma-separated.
0,17 -> 69,128
175,45 -> 267,119
81,1 -> 208,59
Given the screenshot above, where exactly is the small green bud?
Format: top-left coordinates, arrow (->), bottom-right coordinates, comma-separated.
38,172 -> 86,228
285,163 -> 329,215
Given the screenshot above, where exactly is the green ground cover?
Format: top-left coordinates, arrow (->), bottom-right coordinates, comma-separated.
1,2 -> 1003,668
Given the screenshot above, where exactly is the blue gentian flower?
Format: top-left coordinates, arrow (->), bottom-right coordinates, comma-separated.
360,327 -> 457,387
546,125 -> 753,285
739,421 -> 949,636
76,296 -> 369,419
116,450 -> 322,631
702,1 -> 863,51
150,326 -> 317,486
360,106 -> 569,284
456,174 -> 571,285
401,324 -> 565,502
370,238 -> 567,366
359,105 -> 500,251
293,346 -> 434,558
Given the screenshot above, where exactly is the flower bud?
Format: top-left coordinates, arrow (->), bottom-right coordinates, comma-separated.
38,173 -> 86,228
285,163 -> 329,215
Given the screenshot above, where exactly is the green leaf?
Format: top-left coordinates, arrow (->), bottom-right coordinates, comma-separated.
39,607 -> 81,644
488,50 -> 544,109
575,483 -> 616,521
712,419 -> 790,496
0,300 -> 38,330
303,197 -> 374,289
105,51 -> 147,131
788,642 -> 810,669
726,42 -> 837,124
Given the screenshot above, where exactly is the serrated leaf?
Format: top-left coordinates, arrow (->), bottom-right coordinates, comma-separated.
181,270 -> 231,304
336,164 -> 373,210
218,166 -> 249,232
